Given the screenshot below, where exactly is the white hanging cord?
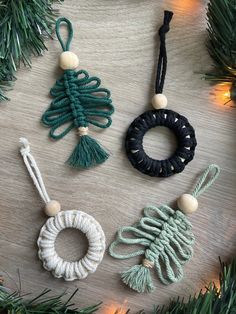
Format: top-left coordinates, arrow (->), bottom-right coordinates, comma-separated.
19,138 -> 51,204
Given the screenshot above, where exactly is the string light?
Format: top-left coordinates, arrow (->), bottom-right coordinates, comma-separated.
104,300 -> 128,314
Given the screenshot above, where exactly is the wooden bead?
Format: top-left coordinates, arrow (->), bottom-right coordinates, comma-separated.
151,93 -> 168,109
177,194 -> 198,214
45,200 -> 61,217
78,126 -> 88,136
59,51 -> 79,70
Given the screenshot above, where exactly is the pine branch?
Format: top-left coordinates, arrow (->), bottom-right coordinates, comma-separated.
152,257 -> 236,314
0,0 -> 62,101
0,287 -> 101,313
205,0 -> 236,100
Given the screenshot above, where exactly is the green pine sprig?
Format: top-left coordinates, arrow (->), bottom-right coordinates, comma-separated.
0,287 -> 101,313
0,0 -> 62,101
153,257 -> 236,314
205,0 -> 236,101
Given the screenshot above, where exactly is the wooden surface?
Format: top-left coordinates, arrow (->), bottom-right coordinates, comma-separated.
0,0 -> 236,312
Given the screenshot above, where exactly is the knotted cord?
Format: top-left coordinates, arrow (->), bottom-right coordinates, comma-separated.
109,164 -> 220,292
19,137 -> 106,281
125,10 -> 197,177
41,17 -> 114,168
155,10 -> 173,94
42,70 -> 113,139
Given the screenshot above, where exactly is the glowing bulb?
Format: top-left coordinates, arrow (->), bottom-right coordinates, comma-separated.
104,300 -> 128,314
223,91 -> 230,98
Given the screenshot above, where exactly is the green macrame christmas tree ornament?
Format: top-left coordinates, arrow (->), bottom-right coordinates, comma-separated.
41,17 -> 114,169
0,0 -> 61,101
109,164 -> 220,293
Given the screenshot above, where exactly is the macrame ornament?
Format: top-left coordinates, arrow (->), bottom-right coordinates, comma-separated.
125,11 -> 197,177
19,138 -> 105,281
41,17 -> 114,169
109,164 -> 220,293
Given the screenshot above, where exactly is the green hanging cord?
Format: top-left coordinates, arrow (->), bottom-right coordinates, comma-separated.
55,17 -> 73,52
109,164 -> 220,293
191,164 -> 220,198
176,164 -> 221,214
41,17 -> 114,169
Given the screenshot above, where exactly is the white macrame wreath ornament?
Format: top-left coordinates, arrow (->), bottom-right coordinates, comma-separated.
19,138 -> 106,281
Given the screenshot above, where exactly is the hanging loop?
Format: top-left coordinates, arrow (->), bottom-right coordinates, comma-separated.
55,17 -> 74,52
155,10 -> 173,94
19,138 -> 51,204
192,164 -> 220,198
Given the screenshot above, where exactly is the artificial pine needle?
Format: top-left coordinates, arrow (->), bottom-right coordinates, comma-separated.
0,0 -> 62,101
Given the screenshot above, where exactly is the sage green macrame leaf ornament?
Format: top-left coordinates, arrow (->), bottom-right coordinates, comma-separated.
41,17 -> 114,169
109,164 -> 220,293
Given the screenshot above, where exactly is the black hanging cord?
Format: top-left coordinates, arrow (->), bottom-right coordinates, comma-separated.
155,10 -> 173,94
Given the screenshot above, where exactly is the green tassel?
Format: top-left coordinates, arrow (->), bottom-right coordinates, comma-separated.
66,135 -> 109,169
121,264 -> 154,293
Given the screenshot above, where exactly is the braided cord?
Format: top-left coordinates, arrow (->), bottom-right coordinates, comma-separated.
42,70 -> 114,140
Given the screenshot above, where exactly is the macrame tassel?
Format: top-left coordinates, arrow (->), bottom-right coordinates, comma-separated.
66,127 -> 109,168
121,259 -> 154,293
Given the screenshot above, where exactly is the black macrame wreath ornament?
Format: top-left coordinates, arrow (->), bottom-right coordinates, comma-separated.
125,11 -> 197,177
42,17 -> 114,169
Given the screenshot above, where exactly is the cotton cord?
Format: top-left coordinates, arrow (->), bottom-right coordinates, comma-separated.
42,70 -> 113,139
109,164 -> 220,293
19,137 -> 106,281
192,164 -> 220,198
55,17 -> 73,52
19,138 -> 50,204
42,17 -> 114,169
155,10 -> 173,94
125,10 -> 197,178
38,210 -> 106,281
125,109 -> 197,177
109,205 -> 194,292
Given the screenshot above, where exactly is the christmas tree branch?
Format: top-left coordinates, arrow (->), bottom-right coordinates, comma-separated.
0,0 -> 62,101
0,286 -> 101,313
153,257 -> 236,313
205,0 -> 236,101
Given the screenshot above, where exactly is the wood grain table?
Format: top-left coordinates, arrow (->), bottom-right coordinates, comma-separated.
0,0 -> 235,312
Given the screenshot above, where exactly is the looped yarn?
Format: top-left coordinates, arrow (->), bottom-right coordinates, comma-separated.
42,17 -> 114,169
55,17 -> 73,52
109,206 -> 193,293
125,109 -> 197,177
38,210 -> 105,281
19,138 -> 50,204
125,10 -> 196,177
42,70 -> 113,138
19,138 -> 106,281
109,164 -> 220,293
156,10 -> 173,94
192,164 -> 220,198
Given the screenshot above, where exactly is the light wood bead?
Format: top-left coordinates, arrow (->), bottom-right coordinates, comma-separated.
78,126 -> 88,136
59,51 -> 79,70
151,93 -> 168,109
45,200 -> 61,217
177,194 -> 198,214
